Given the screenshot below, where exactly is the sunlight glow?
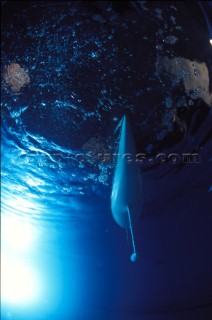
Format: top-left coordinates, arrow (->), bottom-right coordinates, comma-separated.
8,197 -> 36,214
2,215 -> 37,251
1,255 -> 40,306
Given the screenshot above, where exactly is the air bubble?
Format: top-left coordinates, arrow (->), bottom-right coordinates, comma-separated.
194,69 -> 200,77
163,35 -> 178,44
195,86 -> 202,92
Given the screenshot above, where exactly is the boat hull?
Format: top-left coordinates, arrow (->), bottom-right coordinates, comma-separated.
111,115 -> 143,228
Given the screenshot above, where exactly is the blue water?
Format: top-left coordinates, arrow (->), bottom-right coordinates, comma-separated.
1,2 -> 212,320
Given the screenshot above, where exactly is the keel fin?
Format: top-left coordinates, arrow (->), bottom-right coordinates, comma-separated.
127,206 -> 138,262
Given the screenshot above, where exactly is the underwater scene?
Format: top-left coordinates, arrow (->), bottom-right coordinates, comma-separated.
1,1 -> 212,320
